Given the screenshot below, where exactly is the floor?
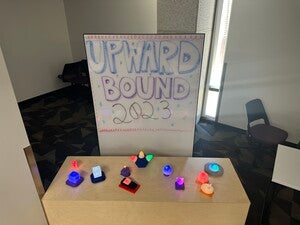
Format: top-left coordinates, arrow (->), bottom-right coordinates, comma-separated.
19,86 -> 300,225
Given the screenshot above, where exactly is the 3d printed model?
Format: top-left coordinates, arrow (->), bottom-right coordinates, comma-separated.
131,151 -> 153,168
162,164 -> 173,176
118,177 -> 140,194
200,183 -> 214,197
196,171 -> 209,184
90,165 -> 106,183
66,171 -> 84,187
175,177 -> 185,190
204,163 -> 224,176
120,166 -> 131,177
71,160 -> 78,169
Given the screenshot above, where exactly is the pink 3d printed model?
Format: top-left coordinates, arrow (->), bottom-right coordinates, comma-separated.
175,177 -> 185,190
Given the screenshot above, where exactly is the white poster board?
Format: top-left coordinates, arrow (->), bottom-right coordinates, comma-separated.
272,144 -> 300,191
84,34 -> 204,156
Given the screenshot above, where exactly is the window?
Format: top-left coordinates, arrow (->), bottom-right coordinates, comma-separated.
203,0 -> 232,120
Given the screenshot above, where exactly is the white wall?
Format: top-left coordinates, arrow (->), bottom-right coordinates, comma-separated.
157,0 -> 216,122
64,0 -> 157,61
0,47 -> 47,224
157,0 -> 198,33
0,0 -> 73,102
219,0 -> 300,143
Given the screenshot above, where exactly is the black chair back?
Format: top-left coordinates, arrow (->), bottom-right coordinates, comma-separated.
59,60 -> 89,84
61,61 -> 82,80
245,99 -> 288,145
245,99 -> 270,130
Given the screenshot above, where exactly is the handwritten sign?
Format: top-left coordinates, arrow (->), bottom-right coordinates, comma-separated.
84,34 -> 204,156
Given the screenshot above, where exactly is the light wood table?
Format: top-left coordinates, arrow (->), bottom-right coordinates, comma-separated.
42,157 -> 250,225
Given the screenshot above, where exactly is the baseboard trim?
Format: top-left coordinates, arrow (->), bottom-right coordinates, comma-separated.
216,121 -> 246,134
283,141 -> 299,149
199,117 -> 246,134
18,86 -> 73,107
17,84 -> 93,109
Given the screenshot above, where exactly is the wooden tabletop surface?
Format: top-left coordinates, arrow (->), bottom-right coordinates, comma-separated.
43,156 -> 249,204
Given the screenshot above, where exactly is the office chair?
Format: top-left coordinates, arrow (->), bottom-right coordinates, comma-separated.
245,99 -> 288,146
58,60 -> 90,86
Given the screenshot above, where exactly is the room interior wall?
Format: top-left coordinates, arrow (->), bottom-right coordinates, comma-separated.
157,0 -> 199,33
0,0 -> 73,102
219,0 -> 300,143
157,0 -> 215,123
0,46 -> 47,224
63,0 -> 157,61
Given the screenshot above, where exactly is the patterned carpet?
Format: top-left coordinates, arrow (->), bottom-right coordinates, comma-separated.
19,85 -> 299,225
19,86 -> 99,188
